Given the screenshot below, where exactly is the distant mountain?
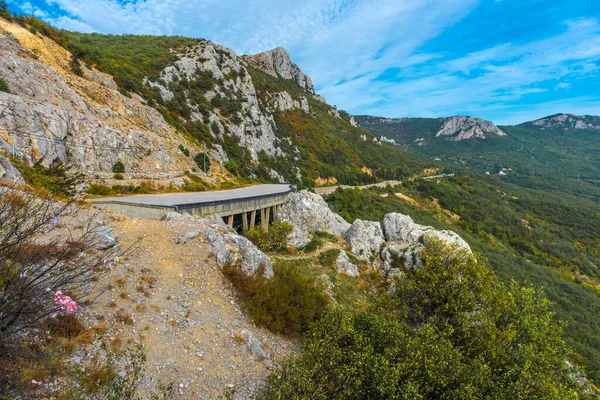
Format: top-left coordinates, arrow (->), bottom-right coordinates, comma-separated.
356,113 -> 600,199
354,115 -> 505,146
528,113 -> 600,130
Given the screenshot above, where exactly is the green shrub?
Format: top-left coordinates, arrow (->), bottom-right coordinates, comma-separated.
112,161 -> 125,173
318,249 -> 341,267
300,236 -> 323,253
0,77 -> 9,93
246,221 -> 293,252
194,152 -> 210,173
178,144 -> 190,157
259,242 -> 581,399
12,159 -> 83,197
86,184 -> 115,196
113,173 -> 124,180
223,261 -> 329,336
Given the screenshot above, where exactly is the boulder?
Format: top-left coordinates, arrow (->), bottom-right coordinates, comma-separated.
239,329 -> 268,361
344,219 -> 385,259
380,243 -> 408,277
277,190 -> 350,237
286,226 -> 310,248
94,226 -> 116,250
423,229 -> 471,252
336,251 -> 359,277
205,229 -> 273,279
175,216 -> 272,278
383,212 -> 471,254
0,155 -> 23,182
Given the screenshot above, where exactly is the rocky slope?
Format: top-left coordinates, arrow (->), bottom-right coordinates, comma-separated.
530,113 -> 600,130
0,19 -> 206,180
0,14 -> 418,187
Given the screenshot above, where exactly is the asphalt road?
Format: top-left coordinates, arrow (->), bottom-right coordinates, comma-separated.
91,184 -> 294,207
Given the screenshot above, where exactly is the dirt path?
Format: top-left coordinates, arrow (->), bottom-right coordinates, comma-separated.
81,216 -> 292,399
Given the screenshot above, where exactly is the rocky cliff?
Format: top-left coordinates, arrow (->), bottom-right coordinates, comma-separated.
0,19 -> 204,179
245,47 -> 318,97
436,116 -> 506,141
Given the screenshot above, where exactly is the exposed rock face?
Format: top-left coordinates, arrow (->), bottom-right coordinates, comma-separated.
286,225 -> 310,249
246,47 -> 315,94
0,20 -> 199,174
383,213 -> 471,252
380,212 -> 471,275
531,113 -> 600,130
349,115 -> 358,127
272,92 -> 310,113
436,116 -> 506,141
176,215 -> 273,278
0,155 -> 22,182
277,190 -> 351,237
336,250 -> 359,277
344,219 -> 385,259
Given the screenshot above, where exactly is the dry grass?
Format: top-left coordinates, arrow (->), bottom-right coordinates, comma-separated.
119,290 -> 128,299
134,303 -> 146,313
115,308 -> 134,325
233,332 -> 246,343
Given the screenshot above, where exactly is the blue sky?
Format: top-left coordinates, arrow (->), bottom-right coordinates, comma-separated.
6,0 -> 600,124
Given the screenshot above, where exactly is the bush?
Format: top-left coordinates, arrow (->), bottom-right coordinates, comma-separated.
318,249 -> 341,267
113,173 -> 124,180
86,184 -> 115,196
12,158 -> 83,197
223,261 -> 329,336
67,338 -> 173,399
194,152 -> 210,173
178,144 -> 190,157
112,161 -> 125,174
0,186 -> 114,340
259,241 -> 581,399
245,221 -> 293,252
0,77 -> 9,93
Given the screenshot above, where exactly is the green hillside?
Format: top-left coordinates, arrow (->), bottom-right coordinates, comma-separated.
356,115 -> 600,199
57,30 -> 423,188
326,175 -> 600,381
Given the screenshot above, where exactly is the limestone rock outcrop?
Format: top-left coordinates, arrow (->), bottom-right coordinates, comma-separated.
246,47 -> 315,94
0,155 -> 22,182
380,212 -> 471,275
436,116 -> 506,141
344,219 -> 385,259
277,190 -> 350,237
336,250 -> 359,277
175,214 -> 273,278
0,20 -> 200,174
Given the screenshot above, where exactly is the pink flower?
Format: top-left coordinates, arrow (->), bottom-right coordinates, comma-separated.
54,290 -> 79,312
31,380 -> 42,385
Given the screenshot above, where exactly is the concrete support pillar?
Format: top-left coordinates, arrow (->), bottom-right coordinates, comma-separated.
261,208 -> 269,231
250,210 -> 256,229
227,215 -> 234,228
242,212 -> 249,233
